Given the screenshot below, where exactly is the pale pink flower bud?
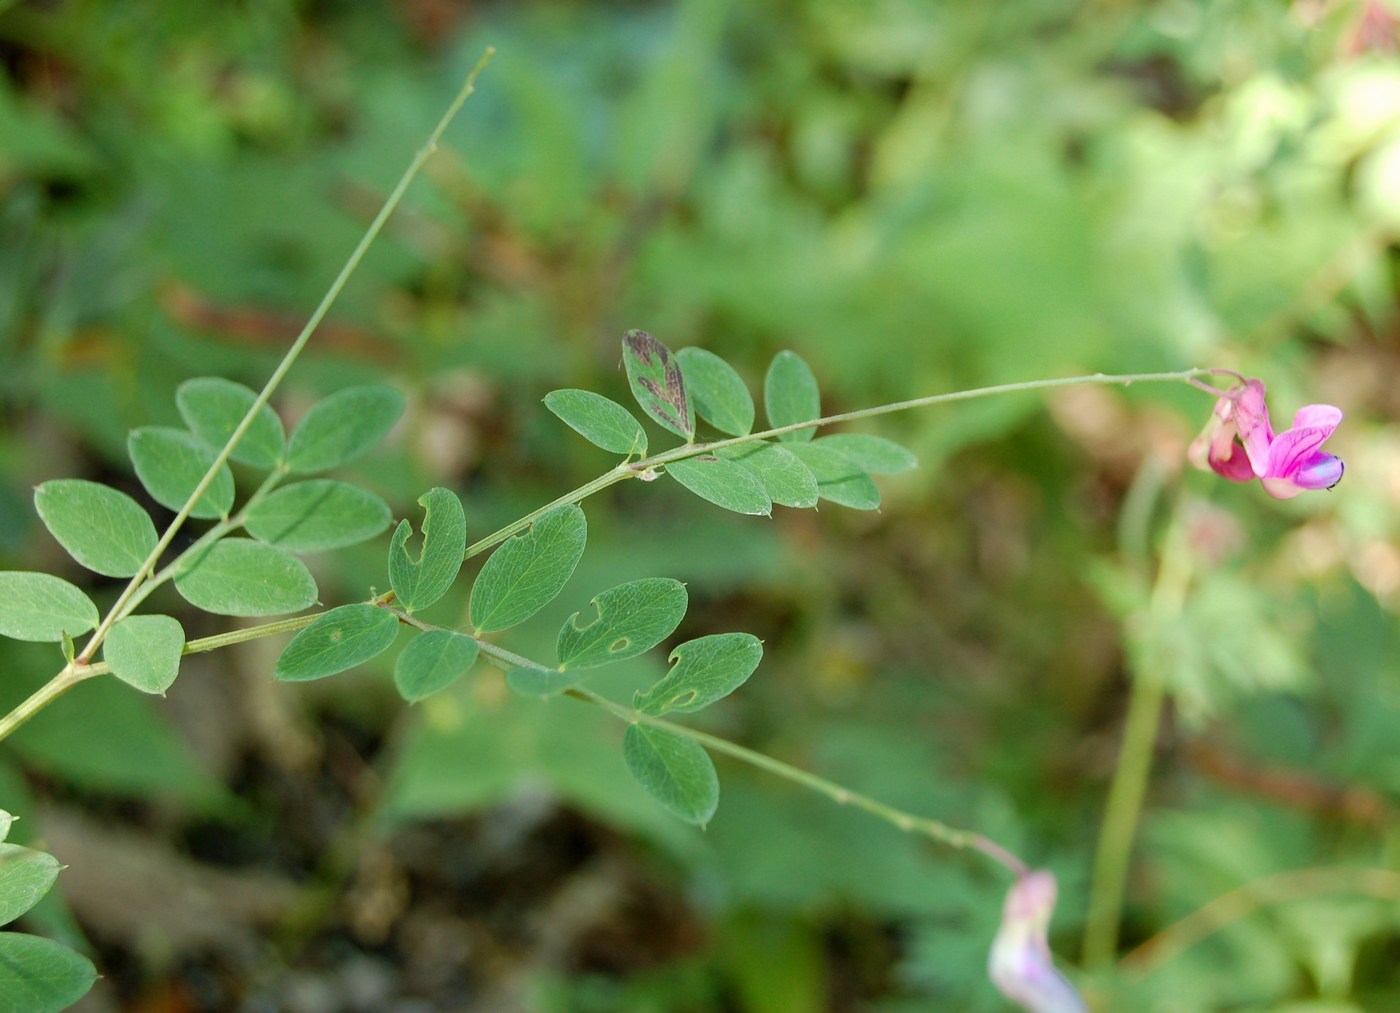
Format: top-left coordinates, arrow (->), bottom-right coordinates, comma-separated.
988,870 -> 1087,1013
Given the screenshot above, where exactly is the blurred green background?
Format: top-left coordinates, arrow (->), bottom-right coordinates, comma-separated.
2,0 -> 1400,1009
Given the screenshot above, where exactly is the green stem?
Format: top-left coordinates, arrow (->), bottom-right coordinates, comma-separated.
1082,507 -> 1195,967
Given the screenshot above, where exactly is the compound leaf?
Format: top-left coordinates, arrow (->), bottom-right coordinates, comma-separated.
275,603 -> 399,682
34,479 -> 157,578
622,724 -> 718,826
557,577 -> 687,670
469,504 -> 587,634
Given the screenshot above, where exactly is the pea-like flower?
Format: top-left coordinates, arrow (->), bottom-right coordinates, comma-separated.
1189,377 -> 1344,499
988,870 -> 1088,1013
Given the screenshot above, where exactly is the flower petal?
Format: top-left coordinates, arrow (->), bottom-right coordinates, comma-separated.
1288,404 -> 1342,434
1264,424 -> 1337,481
1232,380 -> 1274,477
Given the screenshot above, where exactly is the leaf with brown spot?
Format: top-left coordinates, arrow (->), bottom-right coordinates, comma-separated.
622,330 -> 694,440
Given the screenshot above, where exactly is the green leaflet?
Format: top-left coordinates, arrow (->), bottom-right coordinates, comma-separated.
275,603 -> 400,681
0,843 -> 60,926
622,330 -> 694,439
557,577 -> 688,670
784,443 -> 881,510
244,479 -> 392,553
622,724 -> 719,826
544,389 -> 648,457
33,479 -> 157,578
128,426 -> 235,520
177,376 -> 286,469
0,572 -> 98,643
634,633 -> 763,715
285,384 -> 405,473
667,456 -> 771,516
716,443 -> 818,509
816,433 -> 917,474
469,504 -> 587,634
676,347 -> 754,436
764,350 -> 820,443
388,488 -> 466,613
394,629 -> 479,702
0,933 -> 98,1013
174,539 -> 318,617
103,614 -> 185,695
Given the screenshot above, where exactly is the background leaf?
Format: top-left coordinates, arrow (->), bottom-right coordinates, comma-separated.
0,573 -> 97,643
102,614 -> 184,695
285,384 -> 405,473
0,844 -> 60,925
243,479 -> 391,553
469,504 -> 587,634
667,456 -> 771,516
0,933 -> 97,1013
388,487 -> 467,613
557,577 -> 688,670
676,347 -> 754,436
785,443 -> 881,510
33,479 -> 157,578
176,376 -> 286,469
174,539 -> 317,617
717,443 -> 818,509
764,351 -> 821,443
128,427 -> 235,520
635,633 -> 763,715
393,629 -> 479,701
622,330 -> 694,439
275,603 -> 400,682
622,723 -> 719,826
816,433 -> 917,474
544,389 -> 648,456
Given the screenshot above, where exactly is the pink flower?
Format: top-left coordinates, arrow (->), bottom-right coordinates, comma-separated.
988,871 -> 1087,1013
1189,377 -> 1344,500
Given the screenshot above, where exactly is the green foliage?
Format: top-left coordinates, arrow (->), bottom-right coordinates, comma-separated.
393,629 -> 479,702
635,633 -> 763,715
785,443 -> 881,510
284,384 -> 405,474
388,488 -> 466,613
469,504 -> 587,634
33,480 -> 157,578
275,603 -> 400,682
0,573 -> 97,643
666,456 -> 771,516
557,577 -> 688,670
815,434 -> 917,474
174,538 -> 317,616
102,614 -> 184,695
128,426 -> 235,520
622,723 -> 719,826
676,347 -> 755,436
544,389 -> 648,457
176,377 -> 286,469
243,480 -> 392,553
0,843 -> 59,926
622,329 -> 694,439
717,444 -> 820,509
764,351 -> 820,442
0,933 -> 97,1013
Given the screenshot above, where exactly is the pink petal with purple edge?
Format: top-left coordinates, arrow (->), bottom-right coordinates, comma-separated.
1265,425 -> 1335,480
1293,453 -> 1344,490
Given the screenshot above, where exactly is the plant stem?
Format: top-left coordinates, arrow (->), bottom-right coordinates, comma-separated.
1082,506 -> 1195,967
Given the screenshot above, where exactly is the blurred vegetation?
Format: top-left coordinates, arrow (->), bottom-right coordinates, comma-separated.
2,0 -> 1400,1009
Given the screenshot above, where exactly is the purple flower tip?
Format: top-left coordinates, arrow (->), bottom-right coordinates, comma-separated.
988,871 -> 1088,1013
1188,378 -> 1344,499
